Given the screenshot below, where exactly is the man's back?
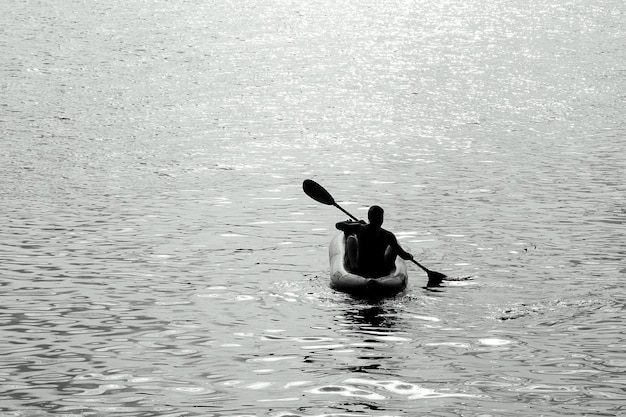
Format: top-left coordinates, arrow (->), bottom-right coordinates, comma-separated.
354,225 -> 395,274
335,205 -> 413,277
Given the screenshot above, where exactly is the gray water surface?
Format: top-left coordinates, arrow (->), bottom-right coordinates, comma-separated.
1,0 -> 625,415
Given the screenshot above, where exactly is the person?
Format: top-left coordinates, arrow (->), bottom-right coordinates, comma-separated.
335,205 -> 414,277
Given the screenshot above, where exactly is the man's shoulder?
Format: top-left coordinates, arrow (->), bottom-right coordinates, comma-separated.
380,228 -> 397,240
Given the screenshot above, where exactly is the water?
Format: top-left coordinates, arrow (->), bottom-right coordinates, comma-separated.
1,0 -> 624,415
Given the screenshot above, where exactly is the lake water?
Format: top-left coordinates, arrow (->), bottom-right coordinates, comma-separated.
1,0 -> 625,415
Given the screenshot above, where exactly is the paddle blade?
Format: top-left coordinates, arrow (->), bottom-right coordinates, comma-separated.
426,270 -> 447,288
303,179 -> 336,206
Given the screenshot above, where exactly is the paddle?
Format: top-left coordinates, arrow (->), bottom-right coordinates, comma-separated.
302,179 -> 360,222
302,179 -> 447,287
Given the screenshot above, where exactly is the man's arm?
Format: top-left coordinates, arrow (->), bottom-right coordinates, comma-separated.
336,219 -> 364,233
388,232 -> 413,260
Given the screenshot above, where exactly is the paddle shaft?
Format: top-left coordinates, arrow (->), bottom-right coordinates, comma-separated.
410,258 -> 430,273
334,203 -> 359,222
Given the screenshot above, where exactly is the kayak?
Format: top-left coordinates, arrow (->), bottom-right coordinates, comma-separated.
329,233 -> 408,297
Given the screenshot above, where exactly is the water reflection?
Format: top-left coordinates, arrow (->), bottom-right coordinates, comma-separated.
340,305 -> 398,329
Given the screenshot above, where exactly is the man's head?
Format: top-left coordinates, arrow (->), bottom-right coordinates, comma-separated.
368,205 -> 384,227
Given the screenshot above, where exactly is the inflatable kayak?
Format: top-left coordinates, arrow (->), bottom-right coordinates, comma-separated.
329,233 -> 408,297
